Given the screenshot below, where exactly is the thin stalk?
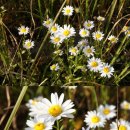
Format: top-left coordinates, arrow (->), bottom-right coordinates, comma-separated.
56,120 -> 60,130
91,86 -> 98,108
117,0 -> 125,19
4,86 -> 28,130
85,0 -> 89,19
105,0 -> 117,33
91,0 -> 98,17
38,0 -> 43,23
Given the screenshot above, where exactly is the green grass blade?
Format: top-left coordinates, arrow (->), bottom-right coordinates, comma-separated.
105,0 -> 117,33
4,86 -> 28,130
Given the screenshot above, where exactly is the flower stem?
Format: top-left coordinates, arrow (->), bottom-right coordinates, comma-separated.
4,86 -> 28,130
56,120 -> 60,130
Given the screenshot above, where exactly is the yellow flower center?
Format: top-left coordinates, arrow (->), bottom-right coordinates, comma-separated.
51,65 -> 56,70
46,20 -> 51,25
127,31 -> 130,35
81,31 -> 87,35
123,26 -> 128,32
110,37 -> 117,43
95,33 -> 101,39
53,37 -> 60,43
32,100 -> 37,105
119,125 -> 127,130
26,42 -> 32,48
103,108 -> 110,115
63,30 -> 70,36
86,23 -> 91,27
91,116 -> 100,123
124,103 -> 130,109
48,105 -> 62,117
86,48 -> 92,53
21,28 -> 27,33
103,67 -> 109,73
34,123 -> 45,130
66,9 -> 71,14
51,26 -> 57,32
71,48 -> 77,53
91,61 -> 98,67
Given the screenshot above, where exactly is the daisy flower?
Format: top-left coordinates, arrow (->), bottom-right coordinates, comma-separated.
83,20 -> 94,30
50,63 -> 59,71
77,39 -> 88,50
50,23 -> 60,34
59,24 -> 76,39
62,5 -> 74,16
97,104 -> 116,120
108,35 -> 118,43
69,46 -> 79,56
87,57 -> 102,72
26,117 -> 54,130
26,96 -> 44,109
84,111 -> 106,129
50,34 -> 64,45
122,26 -> 130,32
53,50 -> 63,56
37,93 -> 75,121
99,63 -> 114,78
110,119 -> 130,130
120,100 -> 130,110
83,46 -> 95,57
23,39 -> 34,50
125,30 -> 130,37
18,25 -> 29,35
43,18 -> 53,28
92,31 -> 104,41
97,16 -> 105,22
79,28 -> 90,38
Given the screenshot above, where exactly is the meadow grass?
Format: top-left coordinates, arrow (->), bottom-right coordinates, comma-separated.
0,0 -> 130,130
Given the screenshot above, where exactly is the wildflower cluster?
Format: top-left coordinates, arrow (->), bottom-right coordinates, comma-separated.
18,25 -> 34,50
25,93 -> 75,129
83,104 -> 130,129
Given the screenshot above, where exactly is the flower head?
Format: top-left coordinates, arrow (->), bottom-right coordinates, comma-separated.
83,46 -> 95,57
23,39 -> 34,50
110,119 -> 130,130
77,39 -> 88,50
122,26 -> 130,32
53,50 -> 63,56
120,100 -> 130,110
50,23 -> 60,34
50,34 -> 64,45
32,93 -> 75,121
92,31 -> 104,41
87,57 -> 102,72
108,35 -> 118,43
97,16 -> 105,22
43,19 -> 53,28
83,20 -> 94,30
84,111 -> 106,129
18,25 -> 29,35
97,104 -> 116,120
26,96 -> 44,109
69,46 -> 79,56
50,63 -> 59,71
62,5 -> 74,16
59,24 -> 76,39
26,117 -> 54,130
79,28 -> 90,38
99,63 -> 114,78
